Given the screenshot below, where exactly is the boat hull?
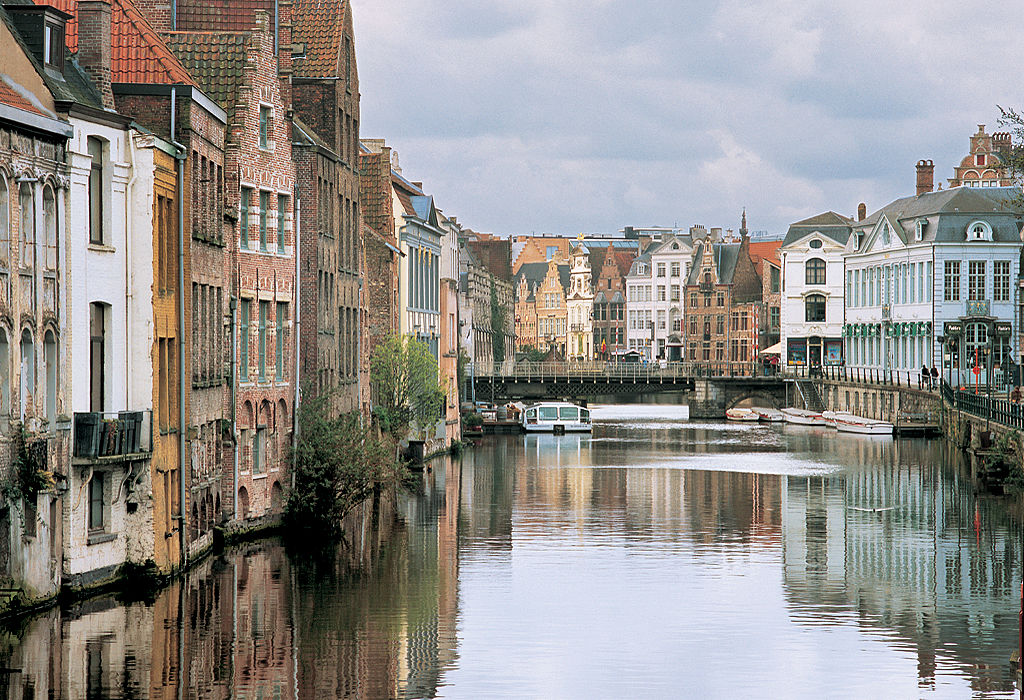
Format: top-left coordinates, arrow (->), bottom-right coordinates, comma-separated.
781,408 -> 826,426
726,408 -> 760,421
835,418 -> 894,435
521,402 -> 593,433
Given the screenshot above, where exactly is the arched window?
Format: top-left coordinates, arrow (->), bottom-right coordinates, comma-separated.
20,329 -> 33,420
43,185 -> 57,271
88,137 -> 105,244
805,294 -> 826,322
967,220 -> 992,241
19,181 -> 33,268
0,328 -> 8,431
0,173 -> 9,268
90,303 -> 106,411
44,329 -> 56,431
805,258 -> 826,285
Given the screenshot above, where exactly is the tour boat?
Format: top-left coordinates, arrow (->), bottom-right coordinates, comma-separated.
754,407 -> 784,422
834,415 -> 894,436
520,402 -> 592,433
726,407 -> 760,422
781,407 -> 827,426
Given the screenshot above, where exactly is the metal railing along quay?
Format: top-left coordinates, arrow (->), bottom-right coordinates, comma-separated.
942,381 -> 1024,431
470,360 -> 774,381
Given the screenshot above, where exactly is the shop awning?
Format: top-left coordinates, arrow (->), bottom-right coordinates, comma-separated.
761,342 -> 782,355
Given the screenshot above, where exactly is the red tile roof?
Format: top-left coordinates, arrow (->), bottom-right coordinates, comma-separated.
163,31 -> 246,110
292,0 -> 345,77
0,76 -> 46,117
37,0 -> 196,85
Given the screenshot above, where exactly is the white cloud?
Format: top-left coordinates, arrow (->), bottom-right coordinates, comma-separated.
351,0 -> 1024,237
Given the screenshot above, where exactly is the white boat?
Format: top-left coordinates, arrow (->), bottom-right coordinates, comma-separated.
781,408 -> 826,426
821,410 -> 856,427
754,407 -> 784,422
834,415 -> 894,435
726,407 -> 760,422
521,402 -> 592,433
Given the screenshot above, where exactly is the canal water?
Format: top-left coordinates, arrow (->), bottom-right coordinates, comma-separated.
2,404 -> 1022,699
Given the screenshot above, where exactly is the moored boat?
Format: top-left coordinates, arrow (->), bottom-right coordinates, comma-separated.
834,415 -> 894,435
821,410 -> 856,427
781,407 -> 826,425
521,401 -> 593,433
726,407 -> 760,421
754,407 -> 784,422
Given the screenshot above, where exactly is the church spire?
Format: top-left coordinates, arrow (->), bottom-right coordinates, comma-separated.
740,209 -> 748,238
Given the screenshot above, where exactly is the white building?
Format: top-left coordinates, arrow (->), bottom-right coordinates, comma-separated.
844,186 -> 1022,387
624,232 -> 696,361
779,213 -> 853,369
566,242 -> 594,360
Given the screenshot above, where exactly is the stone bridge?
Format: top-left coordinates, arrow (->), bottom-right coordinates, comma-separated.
468,361 -> 792,418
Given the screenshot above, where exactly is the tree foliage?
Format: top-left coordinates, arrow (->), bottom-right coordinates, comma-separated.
284,395 -> 405,541
369,334 -> 446,434
517,344 -> 546,362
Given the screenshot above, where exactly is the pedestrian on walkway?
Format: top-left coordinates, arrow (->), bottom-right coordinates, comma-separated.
930,365 -> 938,389
920,365 -> 928,389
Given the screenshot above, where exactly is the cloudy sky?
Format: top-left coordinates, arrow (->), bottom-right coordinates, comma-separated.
350,0 -> 1024,238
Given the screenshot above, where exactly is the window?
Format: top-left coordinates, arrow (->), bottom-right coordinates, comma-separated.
546,245 -> 558,260
657,310 -> 666,329
44,330 -> 56,431
88,138 -> 104,244
670,284 -> 680,302
19,330 -> 33,422
657,263 -> 666,277
769,306 -> 780,330
277,194 -> 287,253
805,258 -> 826,285
44,22 -> 64,70
43,186 -> 57,270
770,267 -> 780,293
276,303 -> 286,379
944,261 -> 961,301
89,472 -> 105,532
90,304 -> 105,411
259,300 -> 268,381
690,293 -> 698,308
0,174 -> 8,269
240,300 -> 249,381
994,261 -> 1010,302
967,220 -> 992,241
259,191 -> 268,252
19,182 -> 33,268
657,286 -> 666,302
671,262 -> 680,277
716,293 -> 724,307
968,261 -> 986,301
259,105 -> 270,149
808,239 -> 822,249
805,294 -> 826,322
240,188 -> 251,250
716,315 -> 725,334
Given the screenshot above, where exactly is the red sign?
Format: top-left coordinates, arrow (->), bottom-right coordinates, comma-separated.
972,366 -> 982,375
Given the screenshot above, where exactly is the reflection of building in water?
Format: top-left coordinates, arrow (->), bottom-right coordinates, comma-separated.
782,439 -> 1020,691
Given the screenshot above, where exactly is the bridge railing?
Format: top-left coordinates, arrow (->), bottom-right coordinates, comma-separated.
942,380 -> 1024,430
470,360 -> 771,380
805,364 -> 940,389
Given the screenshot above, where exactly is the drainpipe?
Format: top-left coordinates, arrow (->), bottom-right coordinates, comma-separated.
170,87 -> 188,569
229,295 -> 238,520
292,191 -> 300,487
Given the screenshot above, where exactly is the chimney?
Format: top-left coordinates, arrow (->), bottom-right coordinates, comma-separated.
916,159 -> 934,196
858,203 -> 866,221
78,0 -> 114,110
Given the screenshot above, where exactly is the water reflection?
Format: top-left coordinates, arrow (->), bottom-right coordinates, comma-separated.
0,407 -> 1021,698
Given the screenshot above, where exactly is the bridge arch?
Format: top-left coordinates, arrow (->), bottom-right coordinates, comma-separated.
724,391 -> 784,412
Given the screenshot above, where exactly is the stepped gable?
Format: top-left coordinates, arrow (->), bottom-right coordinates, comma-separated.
31,0 -> 196,85
292,0 -> 346,78
162,31 -> 247,112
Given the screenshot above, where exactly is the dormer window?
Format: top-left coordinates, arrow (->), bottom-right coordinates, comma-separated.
915,219 -> 925,242
967,220 -> 992,241
881,221 -> 890,245
44,22 -> 63,70
977,154 -> 986,167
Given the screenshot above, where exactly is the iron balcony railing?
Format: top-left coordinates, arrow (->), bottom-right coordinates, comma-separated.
73,410 -> 153,460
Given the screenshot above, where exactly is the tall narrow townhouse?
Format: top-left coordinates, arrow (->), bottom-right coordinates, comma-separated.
290,0 -> 364,417
0,2 -> 74,611
393,169 -> 443,354
566,241 -> 593,361
437,213 -> 461,446
165,12 -> 296,527
359,140 -> 400,357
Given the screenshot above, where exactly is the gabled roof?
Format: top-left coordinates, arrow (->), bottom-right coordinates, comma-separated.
163,31 -> 247,111
517,261 -> 568,293
292,0 -> 347,78
685,241 -> 741,285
